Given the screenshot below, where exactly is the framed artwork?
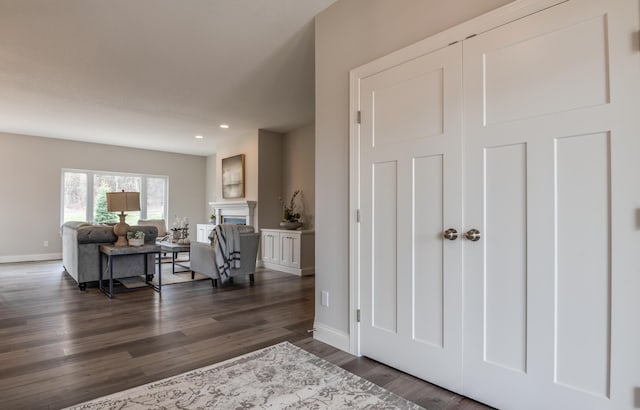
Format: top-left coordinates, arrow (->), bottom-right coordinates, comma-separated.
222,154 -> 245,199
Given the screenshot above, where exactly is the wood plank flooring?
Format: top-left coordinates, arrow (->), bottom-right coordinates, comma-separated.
0,260 -> 492,410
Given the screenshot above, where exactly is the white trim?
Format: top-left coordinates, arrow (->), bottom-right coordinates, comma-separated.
348,0 -> 564,356
313,322 -> 351,352
0,253 -> 62,263
262,262 -> 314,276
348,68 -> 361,356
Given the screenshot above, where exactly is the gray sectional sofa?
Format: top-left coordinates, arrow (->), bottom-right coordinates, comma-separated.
61,221 -> 158,290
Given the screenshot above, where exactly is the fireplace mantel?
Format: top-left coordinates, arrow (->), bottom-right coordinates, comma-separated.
209,201 -> 257,228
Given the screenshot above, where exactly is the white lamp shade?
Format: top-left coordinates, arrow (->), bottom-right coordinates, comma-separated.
106,191 -> 140,212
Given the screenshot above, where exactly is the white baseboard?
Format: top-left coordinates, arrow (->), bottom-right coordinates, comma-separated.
262,262 -> 315,276
0,253 -> 62,263
313,321 -> 351,353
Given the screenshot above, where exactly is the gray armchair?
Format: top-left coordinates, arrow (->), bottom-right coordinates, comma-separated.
137,219 -> 169,242
190,232 -> 260,287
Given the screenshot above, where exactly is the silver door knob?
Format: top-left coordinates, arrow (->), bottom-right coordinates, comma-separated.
443,228 -> 458,240
465,229 -> 481,242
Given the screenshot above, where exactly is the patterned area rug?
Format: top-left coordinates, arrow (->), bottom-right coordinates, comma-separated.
64,342 -> 425,409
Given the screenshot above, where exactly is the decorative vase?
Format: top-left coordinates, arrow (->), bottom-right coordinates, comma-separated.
279,221 -> 302,230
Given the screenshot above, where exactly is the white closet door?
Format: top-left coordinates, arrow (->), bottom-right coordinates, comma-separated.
463,0 -> 640,408
358,44 -> 464,391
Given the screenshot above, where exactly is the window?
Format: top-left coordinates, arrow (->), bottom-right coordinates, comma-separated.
61,169 -> 168,225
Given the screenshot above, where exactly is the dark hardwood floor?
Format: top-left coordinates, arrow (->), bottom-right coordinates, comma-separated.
0,260 -> 491,410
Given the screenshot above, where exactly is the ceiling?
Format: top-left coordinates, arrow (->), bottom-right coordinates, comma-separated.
0,0 -> 336,156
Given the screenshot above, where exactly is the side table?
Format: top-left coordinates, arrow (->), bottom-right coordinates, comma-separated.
99,244 -> 162,298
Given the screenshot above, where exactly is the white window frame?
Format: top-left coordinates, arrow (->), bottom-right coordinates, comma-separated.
60,168 -> 169,225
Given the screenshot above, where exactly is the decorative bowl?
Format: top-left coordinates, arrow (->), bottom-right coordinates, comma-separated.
279,221 -> 302,230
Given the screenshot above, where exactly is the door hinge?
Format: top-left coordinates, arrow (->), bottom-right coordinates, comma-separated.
356,309 -> 361,322
356,209 -> 360,223
356,110 -> 361,124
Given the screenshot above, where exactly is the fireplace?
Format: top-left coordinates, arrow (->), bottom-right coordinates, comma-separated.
209,201 -> 257,228
221,216 -> 247,225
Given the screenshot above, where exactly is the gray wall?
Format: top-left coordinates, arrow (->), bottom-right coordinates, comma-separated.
283,124 -> 315,229
0,131 -> 206,262
314,0 -> 514,338
258,129 -> 284,229
205,153 -> 217,214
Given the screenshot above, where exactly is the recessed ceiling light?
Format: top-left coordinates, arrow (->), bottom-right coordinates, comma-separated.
195,135 -> 204,139
219,124 -> 230,129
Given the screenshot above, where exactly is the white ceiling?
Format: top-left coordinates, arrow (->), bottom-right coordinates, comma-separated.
0,0 -> 336,156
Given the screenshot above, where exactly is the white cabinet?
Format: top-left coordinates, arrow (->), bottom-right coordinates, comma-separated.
196,224 -> 215,243
260,229 -> 314,276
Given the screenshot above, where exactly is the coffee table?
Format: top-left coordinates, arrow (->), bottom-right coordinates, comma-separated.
160,242 -> 192,277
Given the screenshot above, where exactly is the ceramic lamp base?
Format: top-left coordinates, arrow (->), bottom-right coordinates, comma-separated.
113,212 -> 130,247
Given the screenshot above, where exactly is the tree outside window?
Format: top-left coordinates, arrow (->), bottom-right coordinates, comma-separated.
61,170 -> 168,225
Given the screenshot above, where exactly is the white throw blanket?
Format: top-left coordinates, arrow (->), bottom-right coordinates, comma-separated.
213,224 -> 241,282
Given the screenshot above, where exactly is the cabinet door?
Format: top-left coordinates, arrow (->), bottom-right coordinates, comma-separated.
196,224 -> 215,243
261,231 -> 279,264
279,233 -> 300,268
196,226 -> 206,243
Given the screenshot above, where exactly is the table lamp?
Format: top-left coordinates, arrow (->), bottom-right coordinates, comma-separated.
106,190 -> 140,247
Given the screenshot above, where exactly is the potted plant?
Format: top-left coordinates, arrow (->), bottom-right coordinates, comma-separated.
279,190 -> 302,230
209,213 -> 216,224
127,231 -> 145,247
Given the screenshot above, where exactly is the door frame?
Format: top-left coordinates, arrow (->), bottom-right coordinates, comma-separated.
347,0 -> 565,356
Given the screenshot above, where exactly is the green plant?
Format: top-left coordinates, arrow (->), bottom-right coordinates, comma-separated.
127,231 -> 145,240
280,190 -> 301,222
94,185 -> 117,223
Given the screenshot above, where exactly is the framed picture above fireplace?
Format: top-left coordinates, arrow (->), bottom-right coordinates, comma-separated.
221,154 -> 245,199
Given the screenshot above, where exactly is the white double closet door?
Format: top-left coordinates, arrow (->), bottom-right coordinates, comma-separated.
357,1 -> 640,409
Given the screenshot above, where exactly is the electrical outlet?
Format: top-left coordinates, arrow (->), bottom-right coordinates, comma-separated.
43,241 -> 49,247
321,291 -> 329,307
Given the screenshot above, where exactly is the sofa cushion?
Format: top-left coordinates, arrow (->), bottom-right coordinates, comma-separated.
77,225 -> 116,243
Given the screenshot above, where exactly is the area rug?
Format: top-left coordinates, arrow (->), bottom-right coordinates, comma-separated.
64,341 -> 425,409
118,268 -> 209,288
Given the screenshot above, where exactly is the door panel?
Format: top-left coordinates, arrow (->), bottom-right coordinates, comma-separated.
555,132 -> 611,398
372,160 -> 398,333
359,44 -> 463,391
484,143 -> 528,373
413,154 -> 444,347
484,11 -> 609,125
374,68 -> 444,144
463,1 -> 636,408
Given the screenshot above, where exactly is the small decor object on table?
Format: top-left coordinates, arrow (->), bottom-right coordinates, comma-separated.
209,213 -> 216,224
171,216 -> 190,244
279,189 -> 303,230
127,231 -> 145,246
